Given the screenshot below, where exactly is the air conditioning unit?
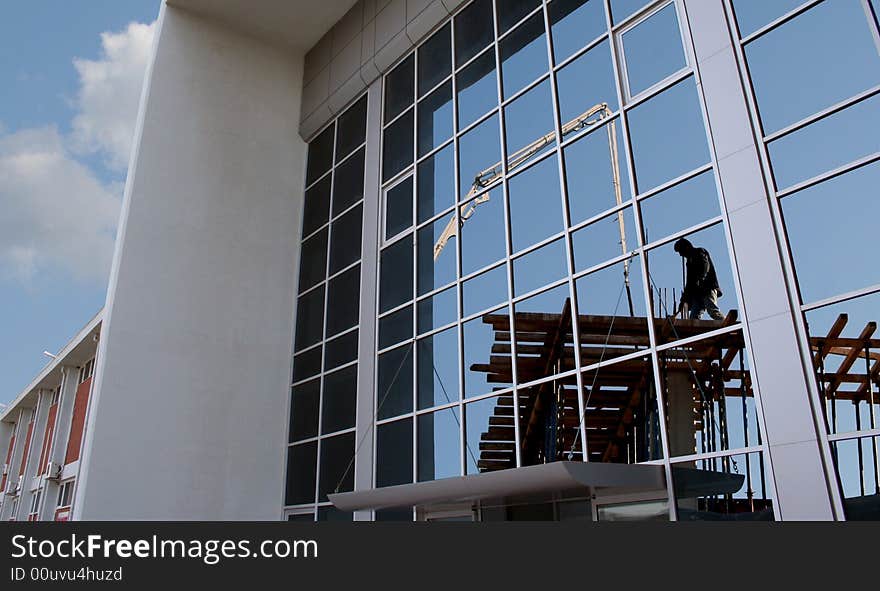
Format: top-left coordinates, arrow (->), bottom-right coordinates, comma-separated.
45,462 -> 62,481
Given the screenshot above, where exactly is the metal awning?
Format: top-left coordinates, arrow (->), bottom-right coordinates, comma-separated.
329,461 -> 666,512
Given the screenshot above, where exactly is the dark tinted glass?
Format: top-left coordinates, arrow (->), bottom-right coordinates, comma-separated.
293,347 -> 322,383
285,442 -> 317,505
306,124 -> 334,185
549,0 -> 607,64
302,175 -> 331,237
326,265 -> 360,337
380,236 -> 414,313
324,330 -> 358,371
336,95 -> 367,161
383,109 -> 415,182
417,81 -> 453,157
386,177 -> 413,239
332,148 -> 365,216
418,23 -> 452,97
379,305 -> 413,349
456,49 -> 497,130
289,379 -> 320,442
416,143 -> 455,223
377,345 -> 414,419
500,13 -> 548,98
329,204 -> 362,274
295,286 -> 325,351
318,432 -> 355,501
298,229 -> 328,292
377,418 -> 414,486
417,326 -> 460,409
321,365 -> 357,434
455,0 -> 494,66
385,54 -> 414,121
498,0 -> 541,34
418,407 -> 462,481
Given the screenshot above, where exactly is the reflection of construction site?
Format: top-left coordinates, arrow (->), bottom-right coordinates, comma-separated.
471,299 -> 776,517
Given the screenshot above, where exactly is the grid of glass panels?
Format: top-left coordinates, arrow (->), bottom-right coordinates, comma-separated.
285,95 -> 368,521
374,0 -> 773,520
731,0 -> 880,519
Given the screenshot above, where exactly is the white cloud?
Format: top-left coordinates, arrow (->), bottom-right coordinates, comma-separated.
0,127 -> 121,283
0,21 -> 155,285
71,21 -> 156,172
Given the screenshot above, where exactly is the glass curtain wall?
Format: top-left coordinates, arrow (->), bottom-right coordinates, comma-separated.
286,96 -> 368,522
730,0 -> 880,520
374,0 -> 775,520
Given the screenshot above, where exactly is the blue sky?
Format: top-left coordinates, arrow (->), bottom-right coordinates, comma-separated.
1,1 -> 160,406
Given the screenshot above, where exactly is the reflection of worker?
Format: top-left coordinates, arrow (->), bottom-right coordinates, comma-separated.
674,238 -> 724,321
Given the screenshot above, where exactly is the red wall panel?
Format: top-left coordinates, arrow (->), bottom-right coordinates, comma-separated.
64,378 -> 92,465
37,403 -> 58,475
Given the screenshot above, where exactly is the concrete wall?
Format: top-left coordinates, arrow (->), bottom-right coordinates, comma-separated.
300,0 -> 469,138
74,4 -> 306,520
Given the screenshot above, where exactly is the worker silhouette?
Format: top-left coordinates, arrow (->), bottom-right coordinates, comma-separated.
673,238 -> 724,321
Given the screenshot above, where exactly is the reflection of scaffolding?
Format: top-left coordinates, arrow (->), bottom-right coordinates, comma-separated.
471,300 -> 747,471
432,103 -> 635,315
810,313 -> 880,497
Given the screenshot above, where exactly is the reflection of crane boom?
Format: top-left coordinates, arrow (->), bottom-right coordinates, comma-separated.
433,102 -> 634,315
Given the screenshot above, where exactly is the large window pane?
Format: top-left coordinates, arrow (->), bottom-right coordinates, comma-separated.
417,287 -> 458,333
731,0 -> 805,38
509,155 -> 564,253
321,365 -> 357,434
377,418 -> 413,487
417,81 -> 453,157
336,95 -> 367,162
576,258 -> 648,360
513,284 -> 574,382
564,119 -> 632,224
318,433 -> 354,502
324,330 -> 358,371
609,0 -> 650,24
295,286 -> 325,351
385,176 -> 413,240
556,40 -> 618,123
418,23 -> 452,97
290,379 -> 320,442
572,207 -> 636,272
385,54 -> 414,121
768,95 -> 880,190
466,395 -> 515,473
293,347 -> 322,383
549,0 -> 608,64
832,435 -> 880,520
781,163 -> 880,303
459,189 -> 506,276
639,170 -> 720,244
498,0 -> 541,35
455,0 -> 494,66
459,113 -> 500,199
383,108 -> 414,182
620,3 -> 686,97
464,310 -> 512,398
581,355 -> 661,462
500,13 -> 549,99
298,229 -> 327,292
417,143 -> 455,223
302,175 -> 331,237
377,344 -> 414,420
647,224 -> 737,345
456,49 -> 498,130
417,216 -> 457,295
306,124 -> 334,186
745,0 -> 880,134
418,407 -> 462,481
329,204 -> 362,274
417,326 -> 460,409
326,265 -> 360,337
332,148 -> 365,216
513,238 -> 568,297
804,291 -> 880,436
379,305 -> 413,350
380,236 -> 414,313
672,452 -> 774,520
504,79 -> 555,160
285,442 -> 317,505
628,77 -> 710,194
463,264 -> 508,317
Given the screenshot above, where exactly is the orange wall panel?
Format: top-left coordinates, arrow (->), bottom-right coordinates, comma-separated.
38,403 -> 58,475
65,378 -> 92,465
18,421 -> 34,476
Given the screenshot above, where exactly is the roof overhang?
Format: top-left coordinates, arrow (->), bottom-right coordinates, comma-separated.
329,461 -> 667,512
166,0 -> 359,51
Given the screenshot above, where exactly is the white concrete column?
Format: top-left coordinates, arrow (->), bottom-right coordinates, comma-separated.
19,389 -> 52,520
682,0 -> 839,519
0,409 -> 28,520
74,4 -> 307,520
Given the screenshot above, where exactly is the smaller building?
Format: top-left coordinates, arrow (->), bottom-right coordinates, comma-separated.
0,312 -> 102,521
